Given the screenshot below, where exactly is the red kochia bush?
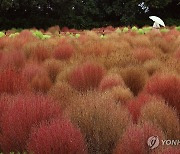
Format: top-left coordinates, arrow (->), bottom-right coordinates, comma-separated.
69,62 -> 106,91
132,47 -> 155,63
114,122 -> 165,154
0,69 -> 29,94
98,74 -> 125,91
18,30 -> 36,41
0,95 -> 15,131
22,63 -> 46,82
127,93 -> 163,123
53,40 -> 74,60
0,50 -> 26,70
143,73 -> 180,114
0,37 -> 10,50
0,94 -> 62,153
27,119 -> 88,154
30,42 -> 51,62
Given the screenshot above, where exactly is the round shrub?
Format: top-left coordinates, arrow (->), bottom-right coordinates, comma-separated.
114,122 -> 165,154
0,94 -> 62,153
127,93 -> 163,123
151,36 -> 172,54
22,62 -> 46,82
120,66 -> 148,96
143,60 -> 162,76
65,92 -> 132,154
130,35 -> 151,48
68,61 -> 106,91
98,74 -> 125,92
143,73 -> 180,114
43,59 -> 63,83
48,82 -> 78,110
43,59 -> 64,82
27,119 -> 88,154
132,47 -> 155,63
53,40 -> 74,60
0,50 -> 26,70
0,37 -> 10,50
17,30 -> 37,42
0,94 -> 15,132
30,42 -> 52,62
106,86 -> 134,104
138,99 -> 180,139
31,72 -> 52,93
0,69 -> 29,94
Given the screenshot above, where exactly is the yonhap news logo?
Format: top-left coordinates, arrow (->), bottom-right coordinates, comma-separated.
147,136 -> 160,149
147,136 -> 180,150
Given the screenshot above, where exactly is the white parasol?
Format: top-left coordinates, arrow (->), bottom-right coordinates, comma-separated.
149,16 -> 165,28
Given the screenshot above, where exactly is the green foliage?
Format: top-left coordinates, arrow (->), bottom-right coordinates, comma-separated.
142,27 -> 152,33
115,28 -> 122,33
69,34 -> 74,38
100,35 -> 107,39
138,29 -> 145,34
75,34 -> 80,38
42,34 -> 51,40
131,26 -> 138,32
165,18 -> 180,26
176,26 -> 180,31
9,32 -> 19,38
33,30 -> 44,39
0,0 -> 179,30
123,27 -> 129,33
0,32 -> 5,37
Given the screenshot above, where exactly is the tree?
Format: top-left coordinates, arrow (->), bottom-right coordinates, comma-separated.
0,0 -> 179,30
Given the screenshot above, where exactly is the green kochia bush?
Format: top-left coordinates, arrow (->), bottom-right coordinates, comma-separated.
138,29 -> 145,34
115,28 -> 122,33
142,26 -> 152,33
42,34 -> 51,39
32,30 -> 44,39
75,33 -> 81,38
160,28 -> 169,33
131,26 -> 138,32
123,27 -> 129,33
176,26 -> 180,31
0,32 -> 5,38
9,32 -> 19,38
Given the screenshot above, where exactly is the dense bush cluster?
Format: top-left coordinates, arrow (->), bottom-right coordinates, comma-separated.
0,26 -> 180,153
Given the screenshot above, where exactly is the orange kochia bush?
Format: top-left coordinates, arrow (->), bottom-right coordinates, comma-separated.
65,92 -> 132,154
